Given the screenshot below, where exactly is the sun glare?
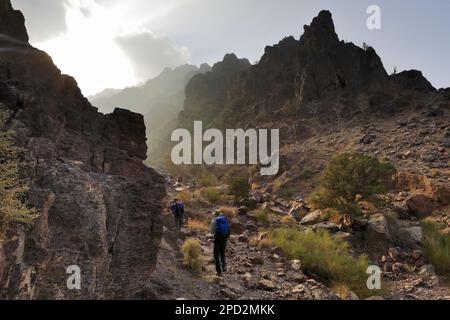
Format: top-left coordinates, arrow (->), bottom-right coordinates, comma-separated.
33,1 -> 136,96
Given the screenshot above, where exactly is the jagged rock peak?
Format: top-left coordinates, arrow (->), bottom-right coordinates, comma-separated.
300,10 -> 339,51
211,53 -> 251,73
0,0 -> 29,43
391,70 -> 436,92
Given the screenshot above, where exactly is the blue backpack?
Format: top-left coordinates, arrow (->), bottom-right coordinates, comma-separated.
172,203 -> 184,216
215,215 -> 230,237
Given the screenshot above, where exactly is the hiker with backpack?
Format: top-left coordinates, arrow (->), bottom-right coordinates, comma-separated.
170,198 -> 185,231
210,210 -> 231,276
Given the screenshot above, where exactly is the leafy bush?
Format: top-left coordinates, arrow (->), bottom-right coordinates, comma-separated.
201,187 -> 222,203
269,227 -> 376,298
0,110 -> 38,230
421,221 -> 450,276
309,152 -> 395,217
228,176 -> 251,202
182,238 -> 202,274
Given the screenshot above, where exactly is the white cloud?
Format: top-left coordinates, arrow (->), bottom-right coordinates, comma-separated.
12,0 -> 67,42
116,31 -> 190,82
27,0 -> 190,95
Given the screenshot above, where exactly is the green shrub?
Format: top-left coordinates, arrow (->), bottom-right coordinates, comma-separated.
309,152 -> 395,217
228,176 -> 251,202
278,186 -> 295,199
182,238 -> 202,274
255,209 -> 271,225
0,110 -> 38,230
197,172 -> 218,187
421,221 -> 450,276
201,187 -> 222,203
269,227 -> 377,298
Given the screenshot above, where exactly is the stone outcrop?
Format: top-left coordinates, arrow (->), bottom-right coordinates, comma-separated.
179,53 -> 251,128
0,0 -> 28,43
0,0 -> 165,299
391,70 -> 436,93
406,195 -> 434,220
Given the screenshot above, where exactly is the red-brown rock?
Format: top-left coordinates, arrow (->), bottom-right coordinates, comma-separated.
406,195 -> 434,219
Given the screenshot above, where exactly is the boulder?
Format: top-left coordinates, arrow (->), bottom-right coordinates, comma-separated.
288,202 -> 309,221
239,198 -> 258,210
360,133 -> 377,145
312,222 -> 340,233
250,256 -> 264,265
270,206 -> 287,215
300,210 -> 323,225
406,195 -> 434,219
347,291 -> 360,300
286,271 -> 307,283
257,279 -> 276,291
237,206 -> 249,216
363,214 -> 394,256
418,264 -> 436,278
291,259 -> 302,271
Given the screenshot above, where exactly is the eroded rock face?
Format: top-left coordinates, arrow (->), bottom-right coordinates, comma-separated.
0,0 -> 165,299
0,0 -> 28,43
179,53 -> 251,128
207,10 -> 395,129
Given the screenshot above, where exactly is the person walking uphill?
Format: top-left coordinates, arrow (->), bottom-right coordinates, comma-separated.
170,198 -> 185,231
210,211 -> 231,276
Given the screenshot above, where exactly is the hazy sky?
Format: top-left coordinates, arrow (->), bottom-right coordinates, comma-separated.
11,0 -> 450,95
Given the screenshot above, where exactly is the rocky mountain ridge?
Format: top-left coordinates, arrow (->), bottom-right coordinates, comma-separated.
89,64 -> 212,164
169,10 -> 449,205
0,0 -> 165,299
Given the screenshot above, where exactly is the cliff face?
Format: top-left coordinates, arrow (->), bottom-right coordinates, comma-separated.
200,10 -> 437,130
0,0 -> 165,299
0,0 -> 28,43
179,53 -> 251,128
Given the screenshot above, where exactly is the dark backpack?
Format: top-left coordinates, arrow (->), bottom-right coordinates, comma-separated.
215,215 -> 230,237
172,203 -> 184,216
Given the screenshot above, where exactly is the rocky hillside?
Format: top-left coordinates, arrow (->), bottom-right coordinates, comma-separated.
89,64 -> 211,164
152,10 -> 449,300
170,10 -> 449,203
0,0 -> 165,299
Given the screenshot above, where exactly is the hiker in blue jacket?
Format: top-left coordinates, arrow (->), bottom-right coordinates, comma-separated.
210,210 -> 231,276
170,198 -> 185,231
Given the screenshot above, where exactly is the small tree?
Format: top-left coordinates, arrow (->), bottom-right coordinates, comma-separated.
309,153 -> 395,216
0,110 -> 38,230
228,176 -> 251,202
